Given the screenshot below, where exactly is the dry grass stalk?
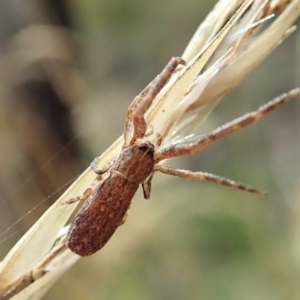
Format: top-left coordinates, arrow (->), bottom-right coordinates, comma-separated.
0,0 -> 299,298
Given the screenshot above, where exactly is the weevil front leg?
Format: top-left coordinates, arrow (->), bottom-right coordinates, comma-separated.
155,165 -> 266,194
155,89 -> 300,161
124,80 -> 157,146
129,57 -> 186,144
124,57 -> 183,146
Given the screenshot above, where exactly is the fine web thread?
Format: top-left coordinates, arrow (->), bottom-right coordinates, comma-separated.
0,132 -> 84,245
0,176 -> 79,244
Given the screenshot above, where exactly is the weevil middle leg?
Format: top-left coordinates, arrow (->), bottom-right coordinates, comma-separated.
155,165 -> 266,194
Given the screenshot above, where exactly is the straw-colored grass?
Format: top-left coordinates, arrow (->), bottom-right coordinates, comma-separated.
0,0 -> 299,299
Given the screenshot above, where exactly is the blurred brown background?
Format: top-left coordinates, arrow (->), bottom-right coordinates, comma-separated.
0,0 -> 299,299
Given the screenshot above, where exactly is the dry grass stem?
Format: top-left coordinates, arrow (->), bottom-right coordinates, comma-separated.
0,0 -> 299,298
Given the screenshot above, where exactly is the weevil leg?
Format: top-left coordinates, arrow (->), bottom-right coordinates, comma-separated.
91,156 -> 116,175
155,165 -> 267,195
62,185 -> 95,205
130,57 -> 186,144
155,89 -> 300,162
142,173 -> 154,199
124,80 -> 157,146
63,161 -> 111,205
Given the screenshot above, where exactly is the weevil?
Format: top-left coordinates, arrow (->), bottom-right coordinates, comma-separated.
65,57 -> 299,256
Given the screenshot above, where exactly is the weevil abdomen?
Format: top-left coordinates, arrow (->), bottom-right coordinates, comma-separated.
66,141 -> 155,256
66,171 -> 139,256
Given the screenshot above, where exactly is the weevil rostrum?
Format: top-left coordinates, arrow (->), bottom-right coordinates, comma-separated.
65,57 -> 299,257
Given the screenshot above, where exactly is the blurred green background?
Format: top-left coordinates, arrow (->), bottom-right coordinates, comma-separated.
0,0 -> 299,299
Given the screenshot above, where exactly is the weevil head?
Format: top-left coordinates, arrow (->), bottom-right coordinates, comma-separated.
114,140 -> 155,183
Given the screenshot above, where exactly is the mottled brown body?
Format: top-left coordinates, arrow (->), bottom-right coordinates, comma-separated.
66,142 -> 155,256
65,55 -> 299,257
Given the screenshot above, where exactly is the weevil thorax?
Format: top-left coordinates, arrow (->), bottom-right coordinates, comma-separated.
113,140 -> 155,183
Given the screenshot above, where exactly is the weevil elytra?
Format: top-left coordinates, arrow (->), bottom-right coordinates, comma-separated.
65,56 -> 299,256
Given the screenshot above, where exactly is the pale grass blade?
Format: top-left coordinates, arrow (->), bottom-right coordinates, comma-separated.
0,0 -> 299,299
